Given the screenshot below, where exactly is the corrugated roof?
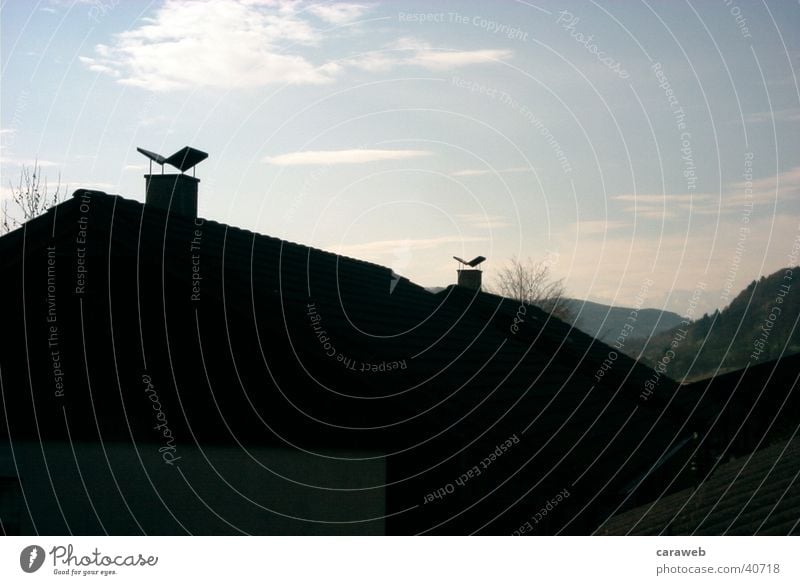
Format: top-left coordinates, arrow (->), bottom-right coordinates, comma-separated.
600,437 -> 800,535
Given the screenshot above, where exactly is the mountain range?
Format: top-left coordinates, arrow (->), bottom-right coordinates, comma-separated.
564,298 -> 684,342
627,266 -> 800,382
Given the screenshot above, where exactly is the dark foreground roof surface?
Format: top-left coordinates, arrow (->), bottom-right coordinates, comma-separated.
1,190 -> 798,534
600,436 -> 800,535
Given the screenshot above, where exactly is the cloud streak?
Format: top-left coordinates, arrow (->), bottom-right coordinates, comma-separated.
308,2 -> 370,25
451,166 -> 532,177
333,235 -> 487,257
457,213 -> 512,229
408,48 -> 513,70
614,168 -> 800,220
344,37 -> 513,73
570,219 -> 631,236
743,108 -> 800,124
612,193 -> 715,219
0,156 -> 60,167
264,148 -> 433,166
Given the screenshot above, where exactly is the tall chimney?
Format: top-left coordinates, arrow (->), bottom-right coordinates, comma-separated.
137,146 -> 208,219
452,255 -> 486,291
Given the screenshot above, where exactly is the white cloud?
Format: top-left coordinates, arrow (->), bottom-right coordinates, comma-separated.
0,185 -> 15,203
408,48 -> 513,70
264,148 -> 432,165
341,53 -> 395,72
570,219 -> 631,236
333,235 -> 487,257
730,166 -> 800,204
81,0 -> 335,91
627,207 -> 680,220
80,58 -> 121,77
308,2 -> 369,24
613,193 -> 715,218
64,180 -> 116,192
613,168 -> 800,221
451,166 -> 532,177
81,1 -> 511,91
0,129 -> 16,142
345,37 -> 514,73
612,193 -> 711,203
744,108 -> 800,124
0,156 -> 60,167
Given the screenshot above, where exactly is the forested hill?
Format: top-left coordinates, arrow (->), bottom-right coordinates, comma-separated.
626,266 -> 800,382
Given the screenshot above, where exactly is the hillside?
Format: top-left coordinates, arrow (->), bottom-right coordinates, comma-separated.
627,267 -> 800,382
565,298 -> 684,342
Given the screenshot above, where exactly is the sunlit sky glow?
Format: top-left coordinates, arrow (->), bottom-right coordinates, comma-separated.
2,0 -> 799,316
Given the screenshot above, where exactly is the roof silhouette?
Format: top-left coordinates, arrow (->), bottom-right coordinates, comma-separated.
1,190 -> 797,534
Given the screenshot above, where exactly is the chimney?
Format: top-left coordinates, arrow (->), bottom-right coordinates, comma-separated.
457,268 -> 482,291
144,174 -> 199,218
453,255 -> 486,291
137,146 -> 208,219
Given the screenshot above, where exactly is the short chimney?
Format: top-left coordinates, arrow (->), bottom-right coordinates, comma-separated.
137,146 -> 208,219
453,255 -> 486,291
457,269 -> 482,291
144,174 -> 199,218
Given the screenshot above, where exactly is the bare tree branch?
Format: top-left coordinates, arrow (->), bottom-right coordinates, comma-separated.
490,256 -> 572,321
1,160 -> 63,234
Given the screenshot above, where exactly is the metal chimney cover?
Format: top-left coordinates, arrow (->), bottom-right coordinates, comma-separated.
164,146 -> 208,173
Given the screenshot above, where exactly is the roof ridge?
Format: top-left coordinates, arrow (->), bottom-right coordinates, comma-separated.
49,189 -> 430,289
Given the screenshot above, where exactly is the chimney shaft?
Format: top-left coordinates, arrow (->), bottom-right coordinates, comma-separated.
144,174 -> 199,218
457,269 -> 482,291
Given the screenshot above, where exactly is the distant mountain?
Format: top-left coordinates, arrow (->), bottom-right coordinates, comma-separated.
627,266 -> 800,382
564,298 -> 684,342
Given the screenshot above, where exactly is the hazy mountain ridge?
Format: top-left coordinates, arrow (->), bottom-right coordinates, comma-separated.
627,266 -> 800,382
564,298 -> 684,342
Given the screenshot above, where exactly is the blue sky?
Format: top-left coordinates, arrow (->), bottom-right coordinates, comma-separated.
2,0 -> 799,315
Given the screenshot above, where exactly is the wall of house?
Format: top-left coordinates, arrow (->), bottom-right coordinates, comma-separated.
0,442 -> 386,535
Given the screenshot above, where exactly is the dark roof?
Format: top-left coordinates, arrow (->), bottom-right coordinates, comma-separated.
2,190 -> 797,534
599,437 -> 800,535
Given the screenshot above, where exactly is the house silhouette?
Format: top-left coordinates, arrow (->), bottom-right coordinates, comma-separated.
1,188 -> 797,535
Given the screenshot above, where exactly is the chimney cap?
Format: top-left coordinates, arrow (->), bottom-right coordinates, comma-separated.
136,147 -> 167,166
165,146 -> 208,173
137,145 -> 208,173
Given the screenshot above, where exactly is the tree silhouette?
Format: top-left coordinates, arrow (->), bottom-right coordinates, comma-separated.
492,256 -> 571,321
2,160 -> 63,234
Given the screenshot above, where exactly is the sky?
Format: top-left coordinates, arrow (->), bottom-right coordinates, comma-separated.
2,0 -> 799,316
